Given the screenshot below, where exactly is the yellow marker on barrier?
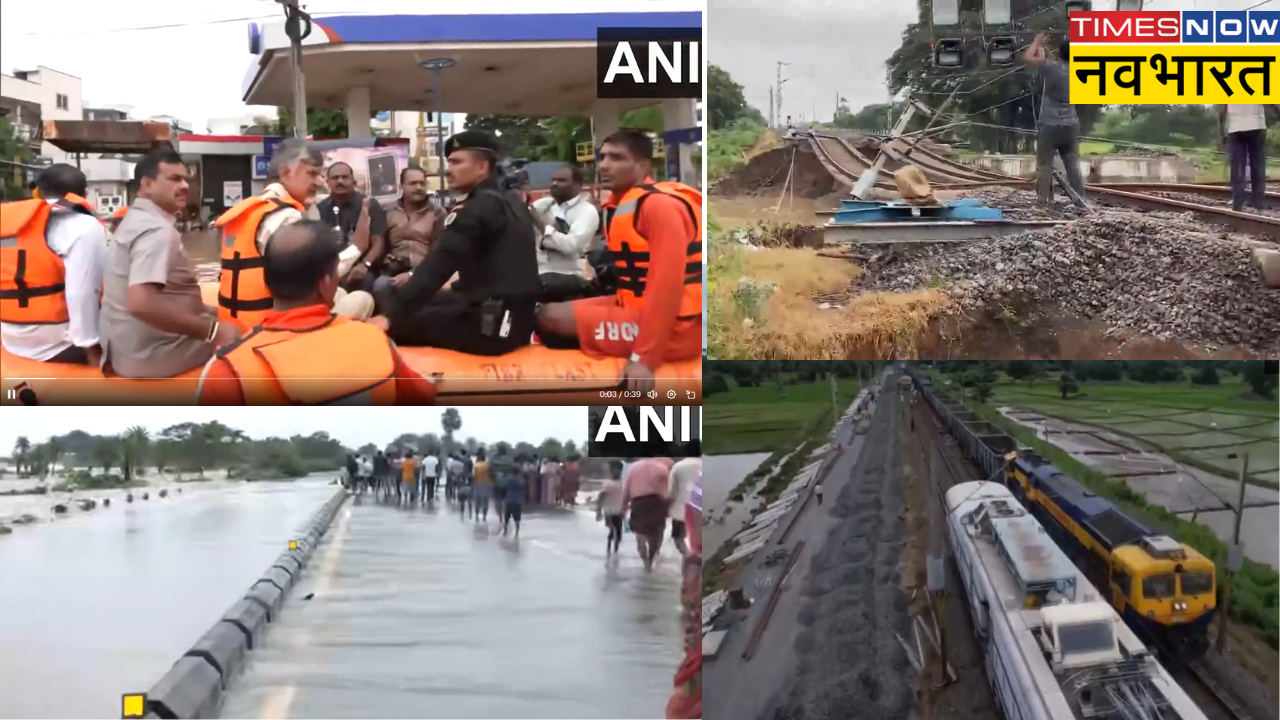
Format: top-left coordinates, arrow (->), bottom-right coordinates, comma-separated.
121,693 -> 146,719
288,540 -> 298,551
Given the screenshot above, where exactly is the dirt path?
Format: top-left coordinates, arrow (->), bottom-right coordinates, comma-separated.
766,389 -> 914,720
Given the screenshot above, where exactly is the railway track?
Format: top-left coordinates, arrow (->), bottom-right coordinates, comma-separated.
1182,659 -> 1252,720
799,132 -> 1280,239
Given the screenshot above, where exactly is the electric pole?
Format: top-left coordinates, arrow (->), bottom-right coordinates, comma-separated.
768,86 -> 775,128
1216,453 -> 1250,653
776,61 -> 791,128
277,0 -> 311,139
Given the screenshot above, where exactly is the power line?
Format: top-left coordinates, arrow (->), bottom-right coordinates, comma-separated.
1244,0 -> 1274,10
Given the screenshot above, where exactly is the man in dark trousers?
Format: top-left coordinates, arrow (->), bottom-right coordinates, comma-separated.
1025,32 -> 1086,208
316,162 -> 388,291
372,130 -> 539,354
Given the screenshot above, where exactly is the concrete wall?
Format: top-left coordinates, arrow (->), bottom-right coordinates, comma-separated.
963,153 -> 1198,183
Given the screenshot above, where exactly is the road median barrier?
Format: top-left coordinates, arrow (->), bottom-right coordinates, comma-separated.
184,622 -> 247,685
131,487 -> 347,718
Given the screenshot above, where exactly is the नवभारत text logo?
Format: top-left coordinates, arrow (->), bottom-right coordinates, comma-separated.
1067,9 -> 1280,104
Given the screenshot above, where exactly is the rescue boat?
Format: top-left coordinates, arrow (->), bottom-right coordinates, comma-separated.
0,285 -> 701,405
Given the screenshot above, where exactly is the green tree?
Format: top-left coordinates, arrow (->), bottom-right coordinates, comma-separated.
1192,364 -> 1220,386
123,426 -> 150,479
274,107 -> 368,138
563,439 -> 579,458
1242,361 -> 1277,399
538,438 -> 565,460
885,2 -> 1102,153
153,439 -> 174,475
973,380 -> 993,403
13,436 -> 31,475
441,408 -> 463,447
0,117 -> 35,201
91,439 -> 119,476
708,64 -> 752,130
1059,372 -> 1080,399
1005,360 -> 1033,382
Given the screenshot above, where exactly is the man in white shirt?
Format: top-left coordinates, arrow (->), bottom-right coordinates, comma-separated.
1,164 -> 106,365
1217,104 -> 1277,212
667,457 -> 700,556
529,166 -> 599,303
421,452 -> 440,500
596,459 -> 627,561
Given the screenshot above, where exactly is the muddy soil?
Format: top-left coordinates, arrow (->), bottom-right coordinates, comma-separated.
765,390 -> 913,720
713,144 -> 838,199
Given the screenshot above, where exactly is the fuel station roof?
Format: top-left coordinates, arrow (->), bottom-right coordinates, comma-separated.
241,12 -> 701,117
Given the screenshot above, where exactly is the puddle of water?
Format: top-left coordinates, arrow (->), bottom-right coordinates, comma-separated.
703,453 -> 773,557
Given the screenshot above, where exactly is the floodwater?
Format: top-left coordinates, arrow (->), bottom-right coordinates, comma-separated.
702,453 -> 770,557
0,477 -> 340,719
219,496 -> 684,719
998,408 -> 1280,568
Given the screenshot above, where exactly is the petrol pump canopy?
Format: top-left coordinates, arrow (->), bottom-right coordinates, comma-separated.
241,12 -> 701,117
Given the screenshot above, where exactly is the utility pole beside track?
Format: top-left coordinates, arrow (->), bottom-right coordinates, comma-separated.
1216,453 -> 1250,653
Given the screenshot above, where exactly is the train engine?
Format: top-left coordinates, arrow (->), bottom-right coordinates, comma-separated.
1005,451 -> 1216,657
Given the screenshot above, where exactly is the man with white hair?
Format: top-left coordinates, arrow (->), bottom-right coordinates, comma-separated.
214,139 -> 376,328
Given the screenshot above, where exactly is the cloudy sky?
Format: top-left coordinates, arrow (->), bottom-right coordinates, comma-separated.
0,0 -> 697,132
0,407 -> 589,451
709,0 -> 1272,122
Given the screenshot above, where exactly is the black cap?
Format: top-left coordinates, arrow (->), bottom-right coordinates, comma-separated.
444,130 -> 501,158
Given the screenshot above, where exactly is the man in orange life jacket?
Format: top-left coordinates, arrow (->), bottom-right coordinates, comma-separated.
1,163 -> 107,365
214,139 -> 376,331
534,130 -> 703,392
195,220 -> 436,405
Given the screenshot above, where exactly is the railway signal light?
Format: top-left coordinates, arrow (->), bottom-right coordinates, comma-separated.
983,0 -> 1012,25
931,0 -> 960,26
934,39 -> 964,68
987,37 -> 1016,66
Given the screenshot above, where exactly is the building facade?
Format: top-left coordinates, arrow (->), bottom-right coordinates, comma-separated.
1,66 -> 84,165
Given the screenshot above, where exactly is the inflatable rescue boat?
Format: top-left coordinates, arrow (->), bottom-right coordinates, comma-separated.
0,286 -> 701,405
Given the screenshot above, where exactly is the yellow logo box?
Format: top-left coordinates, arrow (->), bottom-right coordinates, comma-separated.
1068,44 -> 1280,104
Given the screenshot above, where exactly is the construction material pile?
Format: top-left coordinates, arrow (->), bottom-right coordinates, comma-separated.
956,186 -> 1092,221
726,221 -> 824,249
861,209 -> 1280,354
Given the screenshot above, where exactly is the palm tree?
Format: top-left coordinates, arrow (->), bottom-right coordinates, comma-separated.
91,439 -> 119,476
441,408 -> 462,446
13,436 -> 31,475
123,427 -> 150,480
44,437 -> 63,477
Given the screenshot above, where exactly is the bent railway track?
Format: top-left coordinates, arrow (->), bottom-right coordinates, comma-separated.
800,132 -> 1280,239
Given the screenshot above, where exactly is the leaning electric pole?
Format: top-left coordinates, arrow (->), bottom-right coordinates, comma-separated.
276,0 -> 311,139
776,61 -> 791,127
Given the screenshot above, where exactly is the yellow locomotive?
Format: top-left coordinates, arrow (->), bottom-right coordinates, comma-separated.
1004,450 -> 1216,656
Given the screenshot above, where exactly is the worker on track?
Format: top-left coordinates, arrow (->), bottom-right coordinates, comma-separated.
371,130 -> 540,355
1025,33 -> 1086,208
1217,103 -> 1279,212
1,164 -> 106,366
193,220 -> 437,405
214,139 -> 376,329
534,130 -> 703,393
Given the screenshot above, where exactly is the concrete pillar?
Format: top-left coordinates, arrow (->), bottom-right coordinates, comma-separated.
590,98 -> 622,153
661,99 -> 699,186
346,86 -> 371,139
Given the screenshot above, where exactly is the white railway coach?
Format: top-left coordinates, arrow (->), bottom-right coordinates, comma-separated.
944,481 -> 1208,720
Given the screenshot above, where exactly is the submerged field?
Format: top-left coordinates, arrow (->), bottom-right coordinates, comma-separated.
982,375 -> 1279,486
704,377 -> 861,455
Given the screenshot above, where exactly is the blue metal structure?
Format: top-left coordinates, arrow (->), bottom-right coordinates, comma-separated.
830,198 -> 1004,225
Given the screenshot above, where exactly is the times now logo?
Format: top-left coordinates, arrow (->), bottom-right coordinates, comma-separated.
596,27 -> 701,100
587,405 -> 701,458
1070,10 -> 1280,43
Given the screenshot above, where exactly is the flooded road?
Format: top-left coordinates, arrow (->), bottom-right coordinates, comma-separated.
220,495 -> 684,719
0,478 -> 339,719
